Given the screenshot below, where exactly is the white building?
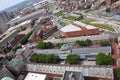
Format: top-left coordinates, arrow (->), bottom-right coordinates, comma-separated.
24,73 -> 47,80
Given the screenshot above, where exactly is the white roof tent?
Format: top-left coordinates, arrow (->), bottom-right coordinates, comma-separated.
24,73 -> 47,80
60,21 -> 98,32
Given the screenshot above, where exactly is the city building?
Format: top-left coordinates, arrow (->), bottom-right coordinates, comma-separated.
7,58 -> 25,75
24,73 -> 47,80
0,11 -> 13,34
59,21 -> 99,37
0,27 -> 19,53
111,0 -> 120,9
0,66 -> 14,80
16,48 -> 32,60
27,64 -> 114,80
7,9 -> 46,26
62,70 -> 84,80
106,0 -> 117,6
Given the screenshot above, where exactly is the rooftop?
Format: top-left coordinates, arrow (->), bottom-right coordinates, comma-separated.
63,70 -> 84,80
60,24 -> 81,32
8,58 -> 21,67
24,73 -> 46,80
60,21 -> 98,32
0,27 -> 18,46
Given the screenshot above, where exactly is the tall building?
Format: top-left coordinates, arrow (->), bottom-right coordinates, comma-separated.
0,65 -> 14,80
0,11 -> 12,34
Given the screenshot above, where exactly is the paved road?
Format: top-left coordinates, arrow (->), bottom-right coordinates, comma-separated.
33,46 -> 111,55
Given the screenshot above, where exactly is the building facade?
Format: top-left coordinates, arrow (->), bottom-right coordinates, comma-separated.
0,66 -> 14,80
0,11 -> 12,34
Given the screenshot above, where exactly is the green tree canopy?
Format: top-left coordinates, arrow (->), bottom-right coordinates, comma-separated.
20,30 -> 33,45
66,54 -> 80,64
30,19 -> 35,27
117,67 -> 120,80
37,41 -> 53,49
76,39 -> 92,46
56,43 -> 64,48
96,53 -> 114,65
114,37 -> 118,44
30,54 -> 59,64
99,40 -> 110,46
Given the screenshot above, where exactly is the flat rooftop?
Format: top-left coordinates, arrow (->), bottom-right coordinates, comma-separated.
60,24 -> 81,32
60,21 -> 98,32
24,73 -> 46,80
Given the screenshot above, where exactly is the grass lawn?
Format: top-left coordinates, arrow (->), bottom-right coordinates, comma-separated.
81,19 -> 115,32
54,11 -> 65,17
91,24 -> 115,32
50,2 -> 57,10
81,19 -> 96,24
65,16 -> 78,20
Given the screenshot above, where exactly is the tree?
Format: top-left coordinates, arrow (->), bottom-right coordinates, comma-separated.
99,40 -> 110,46
75,15 -> 84,21
85,39 -> 92,46
36,41 -> 52,49
20,30 -> 33,45
117,67 -> 120,80
46,42 -> 53,49
105,8 -> 110,13
96,53 -> 114,65
56,43 -> 64,48
30,19 -> 35,27
76,39 -> 92,46
114,37 -> 118,44
66,54 -> 80,64
30,54 -> 59,64
36,41 -> 46,49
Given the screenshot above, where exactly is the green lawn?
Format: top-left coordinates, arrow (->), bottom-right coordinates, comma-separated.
81,19 -> 115,32
65,16 -> 78,20
81,19 -> 96,24
54,11 -> 65,17
91,24 -> 115,32
50,2 -> 57,10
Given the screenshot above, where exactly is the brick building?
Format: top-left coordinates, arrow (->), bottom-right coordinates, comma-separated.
106,0 -> 117,6
59,21 -> 99,38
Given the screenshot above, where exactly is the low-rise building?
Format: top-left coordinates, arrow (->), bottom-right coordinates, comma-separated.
60,21 -> 99,37
7,58 -> 25,75
24,73 -> 47,80
62,70 -> 84,80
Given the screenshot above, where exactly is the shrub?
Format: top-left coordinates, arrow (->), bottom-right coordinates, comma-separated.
20,30 -> 33,45
96,53 -> 114,65
37,41 -> 53,49
66,54 -> 80,64
99,40 -> 110,46
30,54 -> 59,64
